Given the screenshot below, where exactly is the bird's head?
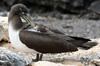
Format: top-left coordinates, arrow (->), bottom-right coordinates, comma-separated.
8,4 -> 35,29
9,4 -> 32,25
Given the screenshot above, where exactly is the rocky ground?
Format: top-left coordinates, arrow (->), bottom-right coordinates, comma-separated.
0,0 -> 100,66
0,16 -> 100,66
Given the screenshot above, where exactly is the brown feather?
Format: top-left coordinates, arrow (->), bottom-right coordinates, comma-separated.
19,30 -> 78,53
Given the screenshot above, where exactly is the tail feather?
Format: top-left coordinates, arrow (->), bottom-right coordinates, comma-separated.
66,36 -> 97,49
68,36 -> 91,41
81,42 -> 98,49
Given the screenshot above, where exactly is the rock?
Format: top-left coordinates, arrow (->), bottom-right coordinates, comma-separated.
0,0 -> 99,19
0,12 -> 8,17
70,0 -> 83,7
88,1 -> 100,14
0,17 -> 9,42
80,12 -> 100,20
3,0 -> 15,6
92,59 -> 100,66
0,47 -> 32,66
0,25 -> 4,41
0,0 -> 97,15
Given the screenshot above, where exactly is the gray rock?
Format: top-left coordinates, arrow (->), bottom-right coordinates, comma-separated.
0,25 -> 4,41
0,47 -> 32,66
88,1 -> 100,14
0,0 -> 96,14
92,59 -> 100,66
0,24 -> 9,42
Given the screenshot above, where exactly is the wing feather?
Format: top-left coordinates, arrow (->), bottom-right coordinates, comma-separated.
19,30 -> 78,53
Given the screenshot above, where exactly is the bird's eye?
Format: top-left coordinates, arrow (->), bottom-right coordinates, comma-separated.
19,8 -> 27,15
22,12 -> 25,15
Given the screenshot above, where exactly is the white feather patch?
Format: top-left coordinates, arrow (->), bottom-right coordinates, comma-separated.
8,23 -> 39,53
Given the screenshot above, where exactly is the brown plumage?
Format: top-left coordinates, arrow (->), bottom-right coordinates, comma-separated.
19,30 -> 78,53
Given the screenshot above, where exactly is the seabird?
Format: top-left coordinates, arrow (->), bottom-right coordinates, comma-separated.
8,4 -> 97,61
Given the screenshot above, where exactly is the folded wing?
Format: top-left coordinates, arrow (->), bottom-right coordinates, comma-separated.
19,30 -> 78,53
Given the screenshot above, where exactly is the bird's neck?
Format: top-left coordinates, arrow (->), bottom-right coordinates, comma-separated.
8,15 -> 23,31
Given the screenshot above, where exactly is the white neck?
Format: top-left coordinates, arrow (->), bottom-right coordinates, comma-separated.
8,23 -> 38,53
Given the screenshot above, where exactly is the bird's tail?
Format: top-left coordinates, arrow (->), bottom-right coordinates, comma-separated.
67,36 -> 98,49
80,42 -> 97,49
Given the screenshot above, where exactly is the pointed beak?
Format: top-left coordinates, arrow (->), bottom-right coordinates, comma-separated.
20,13 -> 35,28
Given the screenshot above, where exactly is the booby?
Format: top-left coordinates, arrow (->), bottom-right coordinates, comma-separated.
8,4 -> 97,61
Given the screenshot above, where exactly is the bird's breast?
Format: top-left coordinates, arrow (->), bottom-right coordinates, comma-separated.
8,24 -> 38,53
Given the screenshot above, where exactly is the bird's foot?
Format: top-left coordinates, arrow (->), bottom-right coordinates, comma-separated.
32,59 -> 40,62
32,54 -> 43,62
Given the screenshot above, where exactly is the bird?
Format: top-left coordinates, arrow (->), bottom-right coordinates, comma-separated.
8,4 -> 97,61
